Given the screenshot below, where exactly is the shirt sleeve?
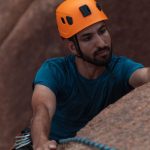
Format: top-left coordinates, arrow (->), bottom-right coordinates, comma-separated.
33,61 -> 62,95
122,58 -> 144,88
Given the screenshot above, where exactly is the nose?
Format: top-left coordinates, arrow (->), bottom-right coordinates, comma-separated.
94,34 -> 107,48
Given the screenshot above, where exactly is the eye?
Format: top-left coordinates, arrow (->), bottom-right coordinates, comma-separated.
82,36 -> 92,42
98,27 -> 107,35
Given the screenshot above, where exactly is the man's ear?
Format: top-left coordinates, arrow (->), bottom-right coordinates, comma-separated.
67,41 -> 77,55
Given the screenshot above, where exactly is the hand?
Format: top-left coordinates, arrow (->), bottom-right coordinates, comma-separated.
33,140 -> 57,150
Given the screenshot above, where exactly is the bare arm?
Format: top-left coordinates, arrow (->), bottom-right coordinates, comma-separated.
129,67 -> 150,88
31,84 -> 57,149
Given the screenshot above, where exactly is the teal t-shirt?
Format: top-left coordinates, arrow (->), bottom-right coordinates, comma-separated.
33,55 -> 144,140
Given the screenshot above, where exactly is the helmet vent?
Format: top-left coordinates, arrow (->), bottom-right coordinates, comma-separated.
66,16 -> 73,25
79,5 -> 91,17
61,17 -> 66,24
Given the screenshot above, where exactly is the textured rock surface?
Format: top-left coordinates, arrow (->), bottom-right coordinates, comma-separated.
58,83 -> 150,150
0,0 -> 64,149
0,0 -> 150,150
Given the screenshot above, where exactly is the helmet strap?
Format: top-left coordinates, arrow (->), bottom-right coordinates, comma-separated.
72,35 -> 84,59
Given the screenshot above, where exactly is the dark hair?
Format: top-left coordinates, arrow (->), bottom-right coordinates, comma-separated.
68,36 -> 75,42
60,36 -> 74,41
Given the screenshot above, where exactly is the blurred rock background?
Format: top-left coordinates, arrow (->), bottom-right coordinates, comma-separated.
0,0 -> 149,149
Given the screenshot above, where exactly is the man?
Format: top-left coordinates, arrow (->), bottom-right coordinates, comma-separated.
31,0 -> 150,149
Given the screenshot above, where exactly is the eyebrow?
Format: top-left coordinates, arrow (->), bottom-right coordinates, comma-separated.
79,24 -> 106,38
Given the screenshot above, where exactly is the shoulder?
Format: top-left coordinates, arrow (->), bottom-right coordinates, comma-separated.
109,55 -> 144,83
109,55 -> 144,70
43,56 -> 65,68
33,55 -> 75,94
41,55 -> 75,72
110,55 -> 133,65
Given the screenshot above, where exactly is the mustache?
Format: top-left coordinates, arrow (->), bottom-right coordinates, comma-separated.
94,46 -> 110,55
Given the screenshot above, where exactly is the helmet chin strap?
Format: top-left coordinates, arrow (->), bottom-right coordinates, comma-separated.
72,35 -> 84,59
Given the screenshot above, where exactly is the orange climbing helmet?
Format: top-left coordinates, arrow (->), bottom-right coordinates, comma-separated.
56,0 -> 108,39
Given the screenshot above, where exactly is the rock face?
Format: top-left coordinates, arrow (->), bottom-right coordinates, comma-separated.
0,0 -> 64,149
58,83 -> 150,150
0,0 -> 150,150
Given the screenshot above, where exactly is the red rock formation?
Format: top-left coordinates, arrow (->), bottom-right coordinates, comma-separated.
0,0 -> 64,149
58,83 -> 150,150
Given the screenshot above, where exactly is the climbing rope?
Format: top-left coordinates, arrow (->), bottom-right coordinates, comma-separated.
13,128 -> 117,150
59,137 -> 116,150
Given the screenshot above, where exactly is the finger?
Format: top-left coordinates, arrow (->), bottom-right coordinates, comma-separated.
48,141 -> 57,150
50,140 -> 57,145
48,144 -> 56,150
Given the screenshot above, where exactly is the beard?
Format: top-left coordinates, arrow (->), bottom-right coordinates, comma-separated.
79,46 -> 113,66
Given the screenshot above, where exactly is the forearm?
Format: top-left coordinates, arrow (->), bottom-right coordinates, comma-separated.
31,105 -> 52,148
129,67 -> 150,88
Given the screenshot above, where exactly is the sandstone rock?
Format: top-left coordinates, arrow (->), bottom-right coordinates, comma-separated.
0,0 -> 63,149
58,83 -> 150,150
0,0 -> 34,46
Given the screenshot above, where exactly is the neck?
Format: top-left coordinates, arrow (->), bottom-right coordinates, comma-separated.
75,56 -> 106,79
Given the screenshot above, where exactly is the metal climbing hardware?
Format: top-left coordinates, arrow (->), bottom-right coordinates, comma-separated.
12,128 -> 32,150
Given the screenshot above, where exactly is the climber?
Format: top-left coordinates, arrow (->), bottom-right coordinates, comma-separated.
31,0 -> 150,149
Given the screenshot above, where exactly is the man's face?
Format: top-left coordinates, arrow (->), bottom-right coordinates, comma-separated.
76,21 -> 112,66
